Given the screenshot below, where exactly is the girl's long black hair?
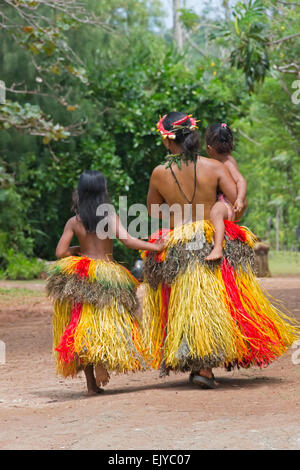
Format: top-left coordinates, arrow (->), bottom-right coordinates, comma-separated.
72,170 -> 111,233
162,111 -> 200,162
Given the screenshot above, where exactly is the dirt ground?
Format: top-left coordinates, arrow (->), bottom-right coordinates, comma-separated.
0,276 -> 300,450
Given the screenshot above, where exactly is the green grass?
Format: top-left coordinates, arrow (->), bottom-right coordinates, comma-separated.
0,287 -> 44,298
269,250 -> 300,276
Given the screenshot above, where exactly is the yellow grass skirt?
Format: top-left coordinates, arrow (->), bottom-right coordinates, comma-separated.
47,256 -> 147,377
142,220 -> 299,374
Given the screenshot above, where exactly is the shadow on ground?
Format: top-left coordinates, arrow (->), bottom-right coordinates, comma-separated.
31,374 -> 285,403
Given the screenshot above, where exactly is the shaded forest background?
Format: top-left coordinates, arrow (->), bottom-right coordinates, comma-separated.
0,0 -> 299,278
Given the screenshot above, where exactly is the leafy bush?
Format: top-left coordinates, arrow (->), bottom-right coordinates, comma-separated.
2,250 -> 46,280
0,166 -> 34,258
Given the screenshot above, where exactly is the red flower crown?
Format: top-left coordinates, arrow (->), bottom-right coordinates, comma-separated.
156,114 -> 198,140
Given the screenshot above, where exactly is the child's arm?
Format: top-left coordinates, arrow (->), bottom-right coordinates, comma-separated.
111,213 -> 166,252
55,218 -> 80,258
223,159 -> 247,213
217,163 -> 238,207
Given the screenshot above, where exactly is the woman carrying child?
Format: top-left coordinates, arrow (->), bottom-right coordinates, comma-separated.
142,111 -> 299,389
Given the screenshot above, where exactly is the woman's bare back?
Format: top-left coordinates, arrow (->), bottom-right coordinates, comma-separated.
147,156 -> 237,227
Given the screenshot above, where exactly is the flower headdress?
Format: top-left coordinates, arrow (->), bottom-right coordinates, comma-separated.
156,114 -> 198,140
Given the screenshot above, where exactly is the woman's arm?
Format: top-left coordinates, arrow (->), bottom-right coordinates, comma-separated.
147,167 -> 165,218
55,218 -> 80,258
111,213 -> 165,252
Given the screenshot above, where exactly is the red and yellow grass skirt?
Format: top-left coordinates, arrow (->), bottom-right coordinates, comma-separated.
46,256 -> 147,377
141,220 -> 299,374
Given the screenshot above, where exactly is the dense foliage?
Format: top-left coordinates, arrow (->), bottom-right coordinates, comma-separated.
0,0 -> 299,277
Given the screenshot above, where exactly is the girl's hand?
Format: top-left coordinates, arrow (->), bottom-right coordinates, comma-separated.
69,246 -> 81,256
233,198 -> 244,213
152,239 -> 167,252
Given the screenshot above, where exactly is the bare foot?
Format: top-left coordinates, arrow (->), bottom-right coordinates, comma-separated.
87,386 -> 105,397
84,364 -> 106,396
205,246 -> 223,261
95,364 -> 110,387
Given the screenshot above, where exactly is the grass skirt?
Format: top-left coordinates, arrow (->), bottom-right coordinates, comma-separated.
141,220 -> 299,375
46,256 -> 147,377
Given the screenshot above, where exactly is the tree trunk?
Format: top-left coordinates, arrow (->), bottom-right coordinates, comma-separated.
0,80 -> 6,104
222,0 -> 231,22
254,242 -> 271,277
173,0 -> 183,52
275,208 -> 280,251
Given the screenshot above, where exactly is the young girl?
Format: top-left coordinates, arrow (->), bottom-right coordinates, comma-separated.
46,170 -> 164,396
205,123 -> 247,261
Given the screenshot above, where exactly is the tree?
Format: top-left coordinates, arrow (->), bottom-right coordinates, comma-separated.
0,0 -> 166,267
173,0 -> 300,249
173,0 -> 183,51
0,0 -> 106,141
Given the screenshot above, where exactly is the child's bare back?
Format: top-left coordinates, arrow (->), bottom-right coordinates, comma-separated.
58,216 -> 114,261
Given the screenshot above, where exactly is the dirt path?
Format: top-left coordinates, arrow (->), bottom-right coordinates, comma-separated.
0,277 -> 300,450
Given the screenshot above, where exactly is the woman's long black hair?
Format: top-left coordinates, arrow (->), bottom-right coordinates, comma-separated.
162,111 -> 200,162
72,170 -> 111,233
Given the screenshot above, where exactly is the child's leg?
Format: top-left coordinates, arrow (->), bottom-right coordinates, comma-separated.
205,201 -> 228,261
84,364 -> 105,396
